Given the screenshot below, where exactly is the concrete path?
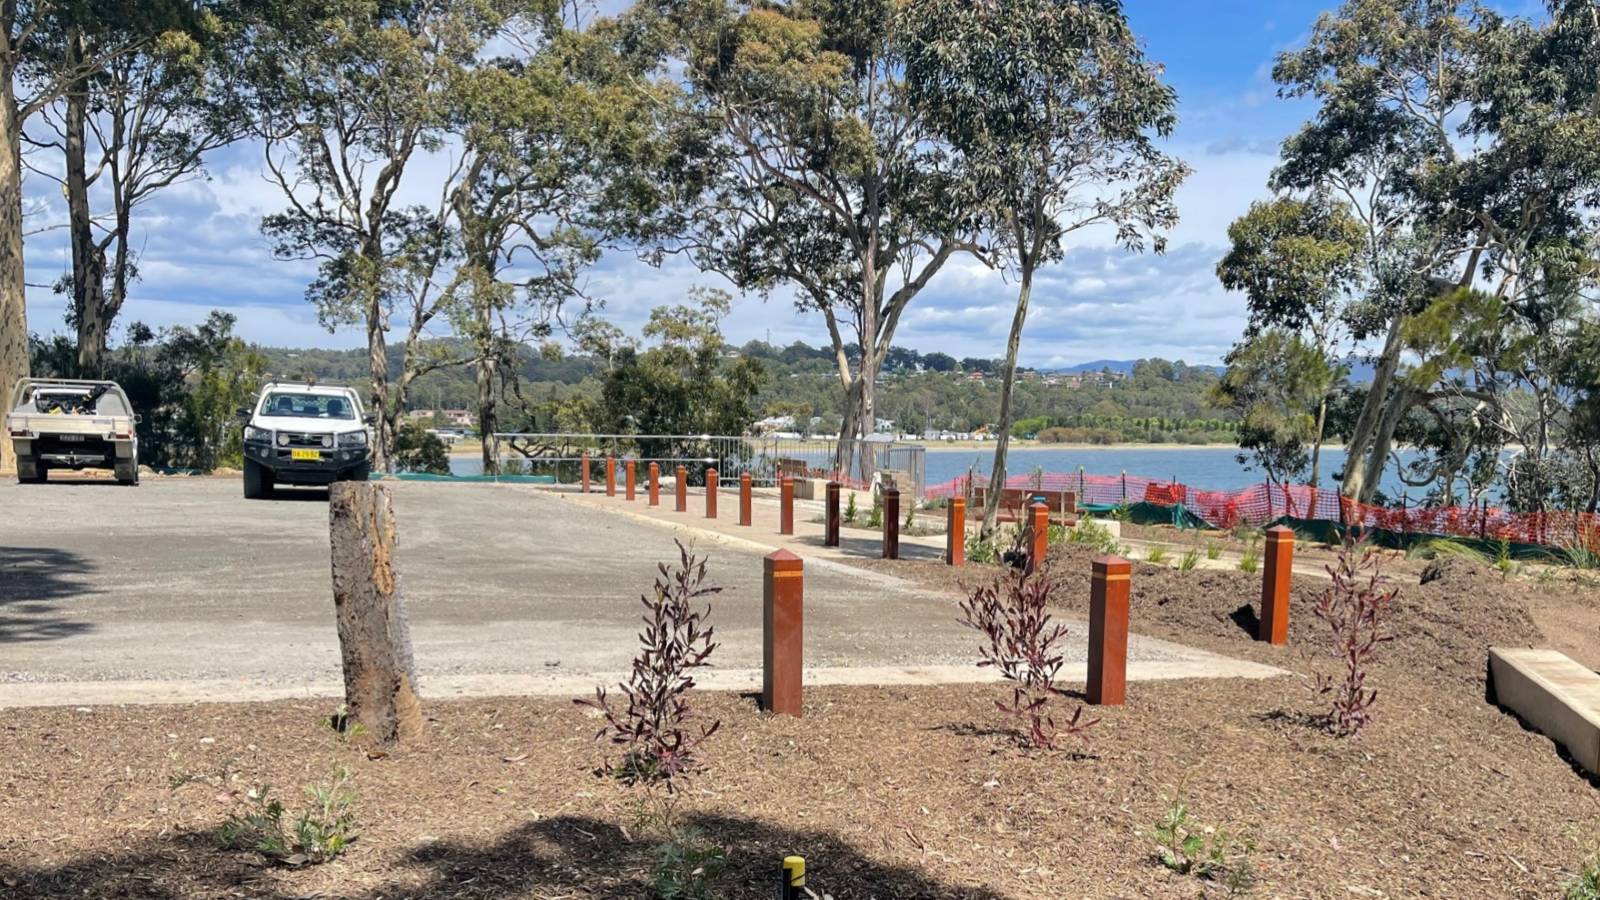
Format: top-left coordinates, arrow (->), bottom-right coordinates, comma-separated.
0,478 -> 1282,707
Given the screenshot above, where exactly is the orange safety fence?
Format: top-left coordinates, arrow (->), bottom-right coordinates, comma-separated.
925,471 -> 1600,555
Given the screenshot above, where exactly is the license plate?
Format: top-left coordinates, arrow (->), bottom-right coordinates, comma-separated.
60,434 -> 84,442
290,449 -> 321,461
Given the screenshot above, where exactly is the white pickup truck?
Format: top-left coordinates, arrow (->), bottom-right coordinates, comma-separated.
5,378 -> 141,485
240,382 -> 372,498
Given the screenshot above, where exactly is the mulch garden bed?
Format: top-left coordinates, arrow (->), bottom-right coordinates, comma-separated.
3,548 -> 1598,897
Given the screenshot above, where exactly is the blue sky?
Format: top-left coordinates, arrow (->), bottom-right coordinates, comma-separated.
22,1 -> 1350,366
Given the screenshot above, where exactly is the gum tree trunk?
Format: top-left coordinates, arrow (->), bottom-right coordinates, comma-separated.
0,60 -> 26,477
64,28 -> 108,375
982,266 -> 1034,539
329,481 -> 424,744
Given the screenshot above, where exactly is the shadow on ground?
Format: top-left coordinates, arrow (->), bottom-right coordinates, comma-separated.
0,546 -> 96,643
0,814 -> 1004,899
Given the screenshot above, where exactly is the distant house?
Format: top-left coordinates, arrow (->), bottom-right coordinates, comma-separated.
408,408 -> 475,428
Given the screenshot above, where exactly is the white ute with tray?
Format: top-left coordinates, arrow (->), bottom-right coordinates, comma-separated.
5,378 -> 141,485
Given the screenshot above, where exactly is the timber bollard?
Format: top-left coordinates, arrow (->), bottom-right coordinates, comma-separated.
625,459 -> 636,501
1026,501 -> 1050,575
762,549 -> 804,717
1259,525 -> 1294,645
675,465 -> 688,512
739,472 -> 752,526
947,497 -> 965,566
780,856 -> 806,899
1088,555 -> 1131,706
779,476 -> 795,535
605,456 -> 616,497
581,453 -> 591,493
706,468 -> 718,519
824,481 -> 841,547
882,488 -> 900,559
648,462 -> 660,506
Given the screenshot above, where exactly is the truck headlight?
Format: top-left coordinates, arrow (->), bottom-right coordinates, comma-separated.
337,430 -> 367,448
244,426 -> 272,444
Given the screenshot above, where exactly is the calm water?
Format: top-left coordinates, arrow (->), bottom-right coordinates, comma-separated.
451,444 -> 1421,499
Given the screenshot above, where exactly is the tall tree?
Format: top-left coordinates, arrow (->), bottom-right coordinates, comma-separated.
903,0 -> 1186,537
1216,196 -> 1364,486
22,2 -> 247,374
251,0 -> 506,471
624,0 -> 983,477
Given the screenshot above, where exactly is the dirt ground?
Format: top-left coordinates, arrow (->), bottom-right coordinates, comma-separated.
3,543 -> 1599,898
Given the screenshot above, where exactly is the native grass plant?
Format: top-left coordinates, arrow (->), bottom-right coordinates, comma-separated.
1238,536 -> 1261,573
1150,791 -> 1257,894
1496,537 -> 1516,578
1563,820 -> 1600,900
1205,540 -> 1223,560
844,491 -> 859,524
578,540 -> 721,792
958,564 -> 1098,750
1145,544 -> 1170,564
1405,536 -> 1490,565
1178,545 -> 1201,571
216,767 -> 358,866
1312,537 -> 1398,738
904,500 -> 916,530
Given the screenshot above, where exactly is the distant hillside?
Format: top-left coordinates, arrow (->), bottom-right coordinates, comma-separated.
1046,359 -> 1224,376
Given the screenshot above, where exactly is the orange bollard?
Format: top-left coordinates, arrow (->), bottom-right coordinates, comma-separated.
625,459 -> 636,501
581,452 -> 591,493
739,472 -> 752,526
882,488 -> 899,559
779,476 -> 795,535
762,549 -> 804,717
706,468 -> 719,519
947,497 -> 965,566
1026,501 -> 1049,575
648,462 -> 660,506
1259,525 -> 1294,645
824,481 -> 840,547
605,456 -> 616,497
675,465 -> 688,512
1088,555 -> 1131,706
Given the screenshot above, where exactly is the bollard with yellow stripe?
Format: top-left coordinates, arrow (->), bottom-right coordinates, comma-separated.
780,855 -> 805,898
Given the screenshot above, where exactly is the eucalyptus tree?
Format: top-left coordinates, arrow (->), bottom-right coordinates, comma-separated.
0,1 -> 176,474
626,0 -> 984,475
250,0 -> 508,471
1216,196 -> 1364,486
902,0 -> 1187,537
21,2 -> 249,374
1267,0 -> 1600,504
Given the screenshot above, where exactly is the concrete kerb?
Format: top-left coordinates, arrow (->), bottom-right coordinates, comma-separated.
0,658 -> 1287,709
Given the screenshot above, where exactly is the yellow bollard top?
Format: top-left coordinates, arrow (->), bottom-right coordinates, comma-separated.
783,855 -> 806,885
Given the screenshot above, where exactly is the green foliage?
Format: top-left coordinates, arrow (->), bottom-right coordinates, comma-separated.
1238,538 -> 1261,574
1066,519 -> 1121,556
1178,546 -> 1200,571
843,491 -> 858,524
217,768 -> 358,866
1205,541 -> 1223,561
1406,538 -> 1490,565
866,493 -> 884,529
1213,329 -> 1338,486
648,827 -> 727,900
1144,545 -> 1170,564
1150,793 -> 1257,893
903,502 -> 915,530
966,529 -> 1004,565
393,422 -> 450,475
1111,501 -> 1133,523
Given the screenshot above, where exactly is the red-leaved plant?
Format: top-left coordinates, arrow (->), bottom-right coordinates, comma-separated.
959,563 -> 1098,749
577,541 -> 721,790
1313,536 -> 1398,737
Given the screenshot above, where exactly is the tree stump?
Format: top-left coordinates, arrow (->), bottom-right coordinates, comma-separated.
329,482 -> 425,744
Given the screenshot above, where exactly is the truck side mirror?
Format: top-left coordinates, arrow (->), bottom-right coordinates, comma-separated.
236,406 -> 251,419
364,413 -> 376,425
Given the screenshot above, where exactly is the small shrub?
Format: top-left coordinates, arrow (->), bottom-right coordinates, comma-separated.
1145,545 -> 1169,564
649,826 -> 727,899
578,541 -> 721,790
1238,537 -> 1260,573
1112,500 -> 1133,523
966,530 -> 1001,564
1205,541 -> 1222,560
866,494 -> 883,528
217,767 -> 358,866
1495,537 -> 1514,577
1150,792 -> 1256,893
844,492 -> 858,524
1067,518 -> 1120,555
1313,537 -> 1398,738
904,501 -> 915,530
959,565 -> 1098,750
1178,546 -> 1200,571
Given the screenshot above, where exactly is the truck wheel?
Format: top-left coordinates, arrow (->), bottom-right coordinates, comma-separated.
115,462 -> 140,486
349,462 -> 371,482
243,459 -> 273,499
17,458 -> 45,484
